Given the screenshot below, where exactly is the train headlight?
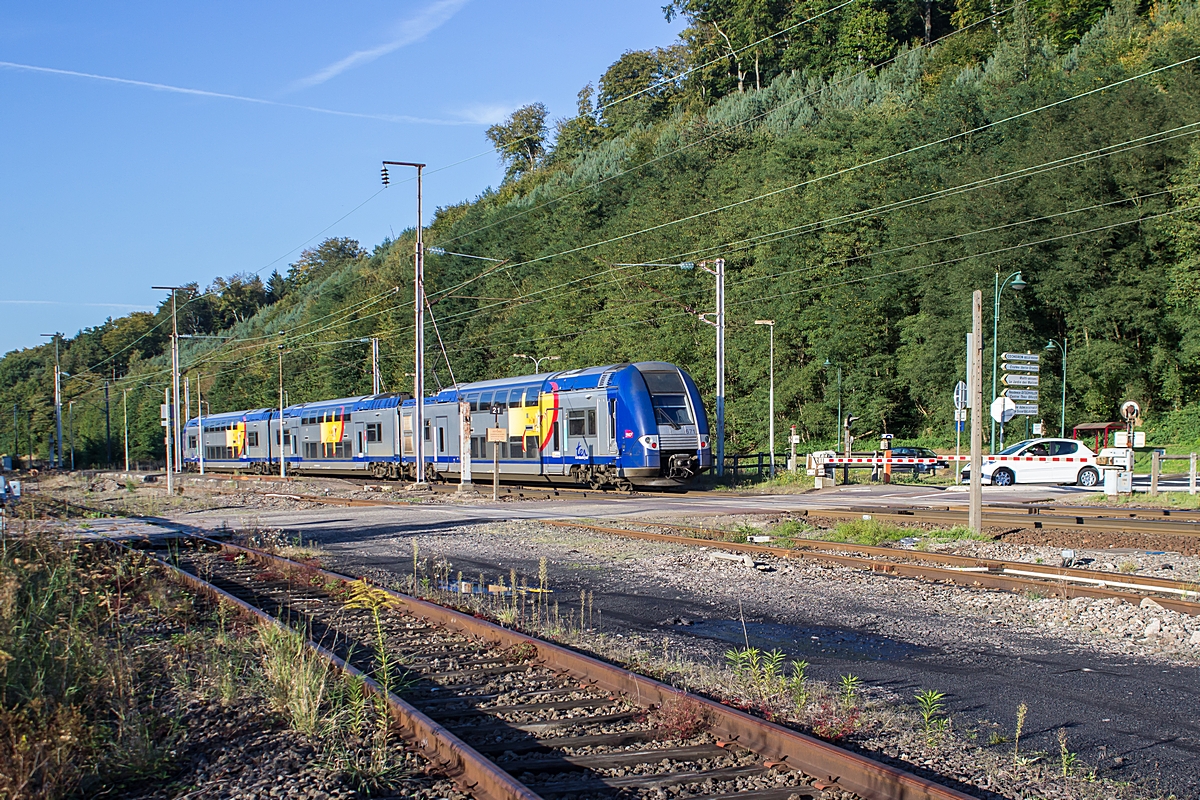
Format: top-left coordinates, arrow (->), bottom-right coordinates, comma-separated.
638,434 -> 659,450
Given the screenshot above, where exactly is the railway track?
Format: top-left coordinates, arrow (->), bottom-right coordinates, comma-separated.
100,528 -> 975,800
796,504 -> 1200,538
541,521 -> 1200,616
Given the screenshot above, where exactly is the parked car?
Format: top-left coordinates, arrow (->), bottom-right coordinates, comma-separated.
960,438 -> 1099,487
888,446 -> 950,475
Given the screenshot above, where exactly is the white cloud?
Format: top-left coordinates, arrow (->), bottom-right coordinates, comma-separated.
454,102 -> 520,126
290,0 -> 469,91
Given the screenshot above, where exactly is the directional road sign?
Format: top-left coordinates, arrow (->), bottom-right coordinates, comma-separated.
1002,374 -> 1039,387
990,396 -> 1017,424
1013,404 -> 1039,416
1002,388 -> 1039,401
953,381 -> 968,410
1002,362 -> 1040,373
1001,352 -> 1040,362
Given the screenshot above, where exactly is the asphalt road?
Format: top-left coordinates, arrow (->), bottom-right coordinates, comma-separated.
168,489 -> 1200,796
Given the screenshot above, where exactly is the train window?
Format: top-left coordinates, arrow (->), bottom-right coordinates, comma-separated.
587,410 -> 597,436
479,391 -> 493,411
525,435 -> 539,458
494,390 -> 509,408
642,371 -> 686,394
524,387 -> 539,407
651,395 -> 693,427
247,432 -> 259,447
568,409 -> 586,437
424,419 -> 431,441
188,436 -> 197,449
366,423 -> 382,443
438,426 -> 445,453
467,394 -> 479,412
553,417 -> 560,452
508,389 -> 523,408
304,442 -> 319,459
508,436 -> 523,457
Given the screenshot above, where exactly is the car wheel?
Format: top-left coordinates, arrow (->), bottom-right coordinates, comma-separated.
1077,467 -> 1099,487
992,468 -> 1015,487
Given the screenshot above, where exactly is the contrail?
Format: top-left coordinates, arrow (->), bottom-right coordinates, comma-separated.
0,299 -> 153,310
0,60 -> 475,125
291,0 -> 469,90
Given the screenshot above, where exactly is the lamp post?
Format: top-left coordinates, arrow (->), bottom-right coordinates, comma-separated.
990,270 -> 1027,452
123,389 -> 129,472
382,160 -> 428,484
513,353 -> 560,373
277,341 -> 286,479
824,358 -> 842,451
197,375 -> 206,476
39,333 -> 63,468
680,259 -> 726,475
152,286 -> 186,471
68,400 -> 75,471
754,320 -> 775,478
1045,337 -> 1067,438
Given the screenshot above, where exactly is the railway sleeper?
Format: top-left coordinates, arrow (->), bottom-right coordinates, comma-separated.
495,743 -> 732,773
524,763 -> 775,793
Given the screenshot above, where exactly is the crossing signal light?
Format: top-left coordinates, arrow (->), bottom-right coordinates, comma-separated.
381,166 -> 389,186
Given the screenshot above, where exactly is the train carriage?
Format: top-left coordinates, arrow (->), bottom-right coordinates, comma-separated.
182,361 -> 710,488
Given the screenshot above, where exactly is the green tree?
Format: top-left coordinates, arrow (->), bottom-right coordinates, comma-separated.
835,1 -> 895,67
597,49 -> 684,133
286,238 -> 367,289
486,103 -> 549,181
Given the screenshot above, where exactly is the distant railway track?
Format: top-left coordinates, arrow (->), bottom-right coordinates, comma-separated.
542,521 -> 1200,617
89,526 -> 974,800
791,504 -> 1200,538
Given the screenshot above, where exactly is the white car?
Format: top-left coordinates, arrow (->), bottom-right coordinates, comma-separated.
960,438 -> 1099,487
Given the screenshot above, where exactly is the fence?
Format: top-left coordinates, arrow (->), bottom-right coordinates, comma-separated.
1150,452 -> 1199,496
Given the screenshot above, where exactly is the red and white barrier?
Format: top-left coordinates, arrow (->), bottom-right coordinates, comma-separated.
812,455 -> 1093,465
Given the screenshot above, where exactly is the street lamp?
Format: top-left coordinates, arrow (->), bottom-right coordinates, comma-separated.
824,358 -> 842,451
513,353 -> 560,373
152,286 -> 186,471
277,340 -> 286,479
39,333 -> 63,468
68,400 -> 75,471
1045,337 -> 1067,438
382,160 -> 428,484
683,259 -> 726,475
754,321 -> 775,478
991,271 -> 1027,452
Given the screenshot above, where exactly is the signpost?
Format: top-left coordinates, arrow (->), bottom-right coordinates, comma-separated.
953,381 -> 968,466
991,396 -> 1017,450
1001,354 -> 1040,428
487,426 -> 506,501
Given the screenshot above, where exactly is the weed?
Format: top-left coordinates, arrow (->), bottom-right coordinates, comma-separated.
839,673 -> 861,708
810,701 -> 862,740
1117,560 -> 1139,574
823,519 -> 909,546
652,697 -> 711,739
988,730 -> 1010,746
787,660 -> 810,708
915,689 -> 947,744
501,641 -> 538,664
258,622 -> 330,736
1014,702 -> 1028,763
726,647 -> 787,704
1057,727 -> 1079,777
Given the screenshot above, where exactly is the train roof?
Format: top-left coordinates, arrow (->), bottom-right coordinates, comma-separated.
282,393 -> 409,417
409,362 -> 690,404
184,408 -> 273,427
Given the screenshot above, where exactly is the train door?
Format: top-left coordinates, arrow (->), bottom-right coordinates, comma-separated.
354,420 -> 366,458
435,415 -> 448,460
598,396 -> 617,456
401,411 -> 414,458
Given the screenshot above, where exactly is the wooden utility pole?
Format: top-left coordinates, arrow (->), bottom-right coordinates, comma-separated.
970,290 -> 983,533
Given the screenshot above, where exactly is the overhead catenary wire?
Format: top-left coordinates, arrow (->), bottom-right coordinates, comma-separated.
427,53 -> 1200,286
434,3 -> 1018,251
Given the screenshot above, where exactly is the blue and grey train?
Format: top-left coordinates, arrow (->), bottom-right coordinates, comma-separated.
182,362 -> 711,489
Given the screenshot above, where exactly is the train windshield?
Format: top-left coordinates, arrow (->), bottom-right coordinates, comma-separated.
652,395 -> 693,428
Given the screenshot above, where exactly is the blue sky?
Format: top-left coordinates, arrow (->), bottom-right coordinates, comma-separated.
0,1 -> 684,355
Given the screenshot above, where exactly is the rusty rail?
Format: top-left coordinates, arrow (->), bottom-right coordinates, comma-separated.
116,531 -> 978,800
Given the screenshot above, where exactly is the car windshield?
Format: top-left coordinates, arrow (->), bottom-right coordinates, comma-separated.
918,448 -> 938,458
998,439 -> 1034,455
